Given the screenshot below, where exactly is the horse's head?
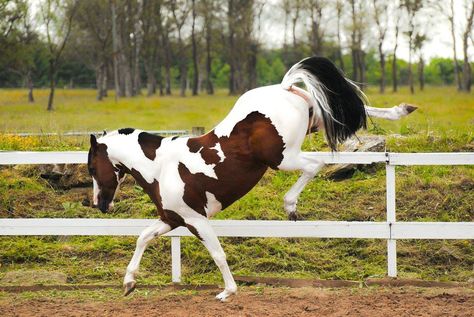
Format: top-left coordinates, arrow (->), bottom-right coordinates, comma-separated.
88,134 -> 125,212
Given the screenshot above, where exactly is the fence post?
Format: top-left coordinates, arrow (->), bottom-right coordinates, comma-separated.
191,127 -> 205,136
171,236 -> 181,283
386,163 -> 397,277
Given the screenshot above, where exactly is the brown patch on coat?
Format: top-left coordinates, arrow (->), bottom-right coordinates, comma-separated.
137,132 -> 163,160
88,143 -> 118,211
187,134 -> 221,165
180,111 -> 285,214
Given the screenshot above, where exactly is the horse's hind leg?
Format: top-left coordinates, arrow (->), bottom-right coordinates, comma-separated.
278,152 -> 325,220
123,220 -> 171,296
185,217 -> 237,301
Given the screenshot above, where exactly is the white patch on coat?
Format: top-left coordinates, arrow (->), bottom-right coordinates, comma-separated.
204,192 -> 222,217
92,177 -> 99,206
210,143 -> 226,163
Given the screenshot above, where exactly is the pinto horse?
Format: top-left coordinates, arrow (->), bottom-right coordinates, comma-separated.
87,57 -> 416,300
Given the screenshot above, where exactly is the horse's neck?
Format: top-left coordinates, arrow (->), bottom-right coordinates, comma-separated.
102,134 -> 159,183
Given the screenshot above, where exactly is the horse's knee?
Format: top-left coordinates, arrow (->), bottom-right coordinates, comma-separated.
211,252 -> 227,267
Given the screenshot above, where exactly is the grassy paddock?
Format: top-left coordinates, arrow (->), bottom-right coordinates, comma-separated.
0,86 -> 473,286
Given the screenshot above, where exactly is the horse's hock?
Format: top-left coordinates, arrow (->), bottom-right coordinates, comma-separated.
323,135 -> 385,180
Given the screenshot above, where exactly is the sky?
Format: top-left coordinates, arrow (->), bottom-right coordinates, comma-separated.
260,0 -> 474,61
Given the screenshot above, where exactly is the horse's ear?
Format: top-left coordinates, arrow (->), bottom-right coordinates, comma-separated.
90,134 -> 98,148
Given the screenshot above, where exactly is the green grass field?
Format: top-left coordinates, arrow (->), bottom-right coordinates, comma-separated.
0,86 -> 473,287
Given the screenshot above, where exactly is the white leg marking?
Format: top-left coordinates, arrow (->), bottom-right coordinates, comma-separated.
365,104 -> 417,120
124,220 -> 172,285
92,177 -> 99,206
185,218 -> 237,301
279,152 -> 325,220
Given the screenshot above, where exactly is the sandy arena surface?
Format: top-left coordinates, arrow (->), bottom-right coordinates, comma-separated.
1,286 -> 473,317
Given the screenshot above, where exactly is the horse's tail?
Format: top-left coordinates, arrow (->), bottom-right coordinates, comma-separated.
281,56 -> 367,151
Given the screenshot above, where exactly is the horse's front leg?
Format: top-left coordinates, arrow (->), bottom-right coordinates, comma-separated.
123,220 -> 171,296
279,152 -> 325,220
185,217 -> 237,301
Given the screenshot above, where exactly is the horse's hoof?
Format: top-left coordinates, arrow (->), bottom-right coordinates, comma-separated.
288,212 -> 298,221
401,103 -> 418,114
123,281 -> 136,296
215,288 -> 236,302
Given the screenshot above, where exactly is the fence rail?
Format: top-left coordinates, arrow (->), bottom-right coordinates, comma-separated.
5,130 -> 189,137
0,150 -> 473,283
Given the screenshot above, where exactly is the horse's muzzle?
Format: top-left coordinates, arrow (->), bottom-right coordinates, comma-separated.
98,198 -> 110,213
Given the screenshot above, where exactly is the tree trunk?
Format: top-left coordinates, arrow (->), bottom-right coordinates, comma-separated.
96,64 -> 103,100
162,32 -> 172,95
392,53 -> 398,92
120,34 -> 133,98
111,0 -> 121,100
408,36 -> 414,94
418,56 -> 424,91
228,0 -> 236,95
351,49 -> 359,83
449,7 -> 462,90
205,27 -> 214,95
133,0 -> 143,96
191,0 -> 198,96
310,6 -> 323,57
378,43 -> 385,93
247,42 -> 258,90
180,64 -> 187,97
462,47 -> 472,92
47,60 -> 55,111
392,23 -> 399,92
336,5 -> 344,71
461,3 -> 474,92
101,63 -> 108,97
145,59 -> 156,96
350,0 -> 359,84
359,50 -> 366,90
122,59 -> 133,97
158,66 -> 164,96
26,70 -> 34,103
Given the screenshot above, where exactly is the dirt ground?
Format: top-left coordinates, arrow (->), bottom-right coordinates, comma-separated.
1,286 -> 473,317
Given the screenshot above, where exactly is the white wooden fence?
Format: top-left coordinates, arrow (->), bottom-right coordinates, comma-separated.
0,151 -> 473,283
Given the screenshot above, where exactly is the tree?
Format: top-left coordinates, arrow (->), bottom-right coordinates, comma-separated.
449,0 -> 462,90
349,0 -> 366,89
132,0 -> 144,96
75,0 -> 112,101
111,0 -> 121,99
461,0 -> 474,92
414,33 -> 427,91
170,0 -> 191,97
141,0 -> 162,97
40,0 -> 78,111
200,0 -> 217,95
160,6 -> 173,95
372,0 -> 388,93
335,0 -> 345,70
191,0 -> 198,95
307,0 -> 325,57
392,4 -> 401,92
401,0 -> 423,94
